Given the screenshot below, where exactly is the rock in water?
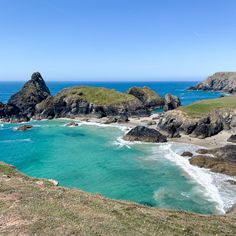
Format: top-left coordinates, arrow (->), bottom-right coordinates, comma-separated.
163,94 -> 181,111
188,72 -> 236,93
15,125 -> 33,131
123,126 -> 167,143
8,72 -> 51,117
65,122 -> 79,127
228,134 -> 236,143
181,151 -> 193,157
127,87 -> 164,108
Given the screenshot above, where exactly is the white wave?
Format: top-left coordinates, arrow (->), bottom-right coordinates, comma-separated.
151,143 -> 236,214
0,138 -> 32,143
112,137 -> 132,149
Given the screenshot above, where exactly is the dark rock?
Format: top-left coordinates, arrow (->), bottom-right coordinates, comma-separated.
196,149 -> 209,154
8,72 -> 51,118
163,94 -> 181,111
65,122 -> 79,127
181,151 -> 193,157
225,179 -> 236,185
189,145 -> 236,176
123,126 -> 167,143
188,72 -> 236,94
228,134 -> 236,143
15,125 -> 33,131
127,87 -> 164,108
117,114 -> 129,123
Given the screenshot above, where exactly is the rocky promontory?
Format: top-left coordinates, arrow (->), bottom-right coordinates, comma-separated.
0,72 -> 181,122
189,72 -> 236,93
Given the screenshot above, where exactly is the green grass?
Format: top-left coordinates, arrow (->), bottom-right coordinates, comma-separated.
179,95 -> 236,118
56,86 -> 137,106
0,162 -> 236,235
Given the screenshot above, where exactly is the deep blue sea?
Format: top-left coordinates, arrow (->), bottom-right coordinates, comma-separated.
0,81 -> 223,104
1,81 -> 235,215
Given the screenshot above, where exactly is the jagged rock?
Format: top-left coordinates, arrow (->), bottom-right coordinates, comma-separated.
157,109 -> 236,139
65,122 -> 79,127
15,125 -> 33,131
102,117 -> 117,124
8,72 -> 51,118
181,151 -> 193,157
127,87 -> 164,108
123,126 -> 167,143
163,94 -> 181,111
188,72 -> 236,93
189,145 -> 236,176
228,134 -> 236,143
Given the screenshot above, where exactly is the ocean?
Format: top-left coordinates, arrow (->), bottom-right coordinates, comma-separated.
0,81 -> 235,215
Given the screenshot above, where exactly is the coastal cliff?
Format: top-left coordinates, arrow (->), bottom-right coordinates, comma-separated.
0,162 -> 236,235
189,72 -> 236,93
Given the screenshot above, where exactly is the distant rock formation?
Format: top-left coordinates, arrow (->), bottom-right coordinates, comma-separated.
189,145 -> 236,176
123,126 -> 167,143
189,72 -> 236,93
163,94 -> 181,111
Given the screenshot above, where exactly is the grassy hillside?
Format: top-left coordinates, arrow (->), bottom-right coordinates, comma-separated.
0,162 -> 236,235
56,86 -> 138,106
179,95 -> 236,118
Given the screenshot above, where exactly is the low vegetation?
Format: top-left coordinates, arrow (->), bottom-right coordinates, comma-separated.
179,95 -> 236,118
0,162 -> 236,235
56,86 -> 137,106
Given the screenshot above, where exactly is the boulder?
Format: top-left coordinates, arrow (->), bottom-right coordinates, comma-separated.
147,120 -> 157,126
228,134 -> 236,143
181,151 -> 193,157
163,94 -> 181,111
102,117 -> 117,124
8,72 -> 51,117
15,125 -> 33,131
225,179 -> 236,185
123,126 -> 167,143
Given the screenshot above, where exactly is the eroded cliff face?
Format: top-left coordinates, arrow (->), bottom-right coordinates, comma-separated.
157,109 -> 236,139
189,72 -> 236,93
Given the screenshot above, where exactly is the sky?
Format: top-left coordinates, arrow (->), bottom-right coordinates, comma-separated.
0,0 -> 236,81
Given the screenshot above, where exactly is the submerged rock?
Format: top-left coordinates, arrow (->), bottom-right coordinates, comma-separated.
123,126 -> 167,143
181,151 -> 193,157
16,125 -> 33,131
225,179 -> 236,185
189,145 -> 236,176
65,122 -> 79,127
163,94 -> 181,111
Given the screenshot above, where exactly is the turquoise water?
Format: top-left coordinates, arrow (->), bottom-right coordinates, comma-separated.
0,119 -> 229,215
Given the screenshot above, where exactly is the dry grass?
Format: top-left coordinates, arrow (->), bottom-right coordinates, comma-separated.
0,162 -> 236,235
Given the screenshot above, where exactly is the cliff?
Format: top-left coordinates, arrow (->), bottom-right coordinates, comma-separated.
189,72 -> 236,93
0,162 -> 236,235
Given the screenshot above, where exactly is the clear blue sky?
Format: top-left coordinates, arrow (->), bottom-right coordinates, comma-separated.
0,0 -> 236,81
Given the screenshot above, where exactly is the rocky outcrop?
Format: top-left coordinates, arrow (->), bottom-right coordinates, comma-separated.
228,134 -> 236,143
189,72 -> 236,93
181,151 -> 193,157
7,72 -> 51,120
189,145 -> 236,176
157,109 -> 236,138
163,94 -> 181,111
127,87 -> 164,108
123,126 -> 167,143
